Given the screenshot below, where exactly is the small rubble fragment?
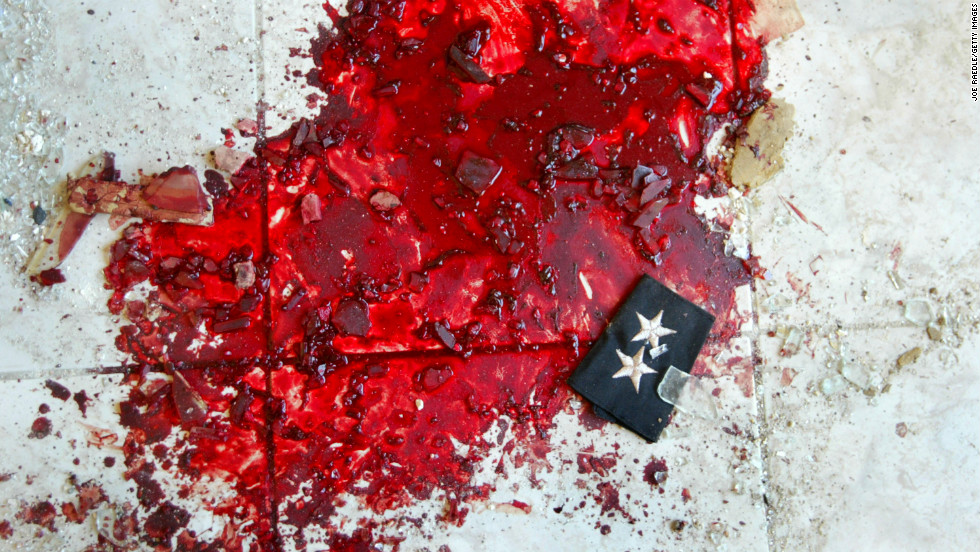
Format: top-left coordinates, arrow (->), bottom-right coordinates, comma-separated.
29,417 -> 52,439
213,146 -> 251,175
68,166 -> 213,226
369,190 -> 401,212
332,298 -> 371,337
34,269 -> 66,286
820,374 -> 847,395
886,270 -> 905,290
31,205 -> 46,225
235,118 -> 258,136
895,422 -> 908,438
632,199 -> 668,228
203,170 -> 229,198
747,0 -> 805,43
170,370 -> 208,425
433,321 -> 458,350
233,261 -> 256,289
455,151 -> 502,195
730,98 -> 795,190
44,380 -> 72,401
447,45 -> 492,84
26,209 -> 94,282
301,193 -> 322,224
896,347 -> 922,368
778,326 -> 803,357
643,458 -> 669,487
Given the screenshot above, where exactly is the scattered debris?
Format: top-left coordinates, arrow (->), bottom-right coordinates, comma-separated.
455,151 -> 502,195
747,0 -> 805,43
656,366 -> 719,420
896,347 -> 922,368
170,369 -> 208,425
895,422 -> 908,438
213,146 -> 251,174
68,166 -> 213,226
731,98 -> 795,190
233,261 -> 256,289
235,118 -> 258,136
369,190 -> 401,212
300,193 -> 322,224
903,299 -> 933,327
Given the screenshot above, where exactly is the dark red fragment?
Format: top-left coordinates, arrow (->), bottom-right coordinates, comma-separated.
332,298 -> 371,336
73,390 -> 90,416
455,151 -> 502,195
44,379 -> 71,401
170,371 -> 208,425
419,364 -> 454,392
29,417 -> 52,439
34,268 -> 66,286
632,198 -> 669,227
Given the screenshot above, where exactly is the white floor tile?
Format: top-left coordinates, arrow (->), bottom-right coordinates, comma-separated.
0,1 -> 260,373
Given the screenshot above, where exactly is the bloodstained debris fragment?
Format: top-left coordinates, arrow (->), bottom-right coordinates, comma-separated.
44,380 -> 72,401
455,150 -> 502,195
213,146 -> 251,175
68,166 -> 213,226
369,190 -> 401,211
300,193 -> 322,224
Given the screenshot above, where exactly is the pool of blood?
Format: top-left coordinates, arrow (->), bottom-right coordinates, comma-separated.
100,0 -> 771,548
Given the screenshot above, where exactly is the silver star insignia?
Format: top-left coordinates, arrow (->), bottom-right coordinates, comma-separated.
612,347 -> 656,393
631,310 -> 676,349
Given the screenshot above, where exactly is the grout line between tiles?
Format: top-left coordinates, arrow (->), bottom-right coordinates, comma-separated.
0,366 -> 128,382
750,275 -> 777,552
728,0 -> 775,549
251,0 -> 283,548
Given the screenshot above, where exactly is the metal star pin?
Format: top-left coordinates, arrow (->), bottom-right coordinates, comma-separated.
612,347 -> 656,393
631,310 -> 676,349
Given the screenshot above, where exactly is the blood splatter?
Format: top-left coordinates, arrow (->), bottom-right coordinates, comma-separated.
28,417 -> 52,439
92,0 -> 778,547
44,379 -> 71,401
16,501 -> 57,532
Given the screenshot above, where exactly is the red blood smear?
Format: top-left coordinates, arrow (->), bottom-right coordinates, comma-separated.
99,0 -> 772,547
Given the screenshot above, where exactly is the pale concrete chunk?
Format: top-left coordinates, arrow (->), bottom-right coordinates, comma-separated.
731,98 -> 795,190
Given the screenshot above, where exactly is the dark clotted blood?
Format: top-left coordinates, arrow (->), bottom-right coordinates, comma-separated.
44,379 -> 71,401
17,501 -> 57,532
97,0 -> 776,547
29,417 -> 52,439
